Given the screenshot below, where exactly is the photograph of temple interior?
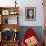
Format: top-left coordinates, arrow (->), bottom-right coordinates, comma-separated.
0,0 -> 46,46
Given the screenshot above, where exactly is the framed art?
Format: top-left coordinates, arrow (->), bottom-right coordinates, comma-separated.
2,10 -> 9,15
25,7 -> 36,21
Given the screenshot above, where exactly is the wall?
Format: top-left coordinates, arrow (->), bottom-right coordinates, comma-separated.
0,0 -> 44,26
18,0 -> 43,26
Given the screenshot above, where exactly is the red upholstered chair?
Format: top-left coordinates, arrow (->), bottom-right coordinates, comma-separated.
21,28 -> 41,46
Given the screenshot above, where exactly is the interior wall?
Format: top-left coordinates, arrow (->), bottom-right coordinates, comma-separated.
18,0 -> 43,26
0,0 -> 44,26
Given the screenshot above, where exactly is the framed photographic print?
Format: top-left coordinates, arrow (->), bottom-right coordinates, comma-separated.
2,10 -> 9,15
25,7 -> 36,21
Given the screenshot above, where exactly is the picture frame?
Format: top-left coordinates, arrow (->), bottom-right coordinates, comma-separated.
25,7 -> 36,21
2,16 -> 8,24
2,10 -> 9,15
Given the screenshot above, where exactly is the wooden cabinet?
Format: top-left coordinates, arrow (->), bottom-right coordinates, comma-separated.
0,7 -> 19,24
0,41 -> 19,46
0,7 -> 20,46
2,41 -> 19,46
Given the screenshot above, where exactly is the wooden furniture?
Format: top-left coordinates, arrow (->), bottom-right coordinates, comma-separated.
0,41 -> 2,46
0,24 -> 20,32
0,7 -> 20,46
2,41 -> 19,46
0,7 -> 19,24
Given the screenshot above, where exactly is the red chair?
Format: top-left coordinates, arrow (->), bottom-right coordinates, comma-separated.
21,28 -> 41,46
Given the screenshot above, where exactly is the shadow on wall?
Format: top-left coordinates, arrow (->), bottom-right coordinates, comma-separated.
18,26 -> 43,44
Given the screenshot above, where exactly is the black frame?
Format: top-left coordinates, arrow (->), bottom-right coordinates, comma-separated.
25,7 -> 36,21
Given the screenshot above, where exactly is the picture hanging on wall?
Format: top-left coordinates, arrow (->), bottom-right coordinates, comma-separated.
25,7 -> 36,21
